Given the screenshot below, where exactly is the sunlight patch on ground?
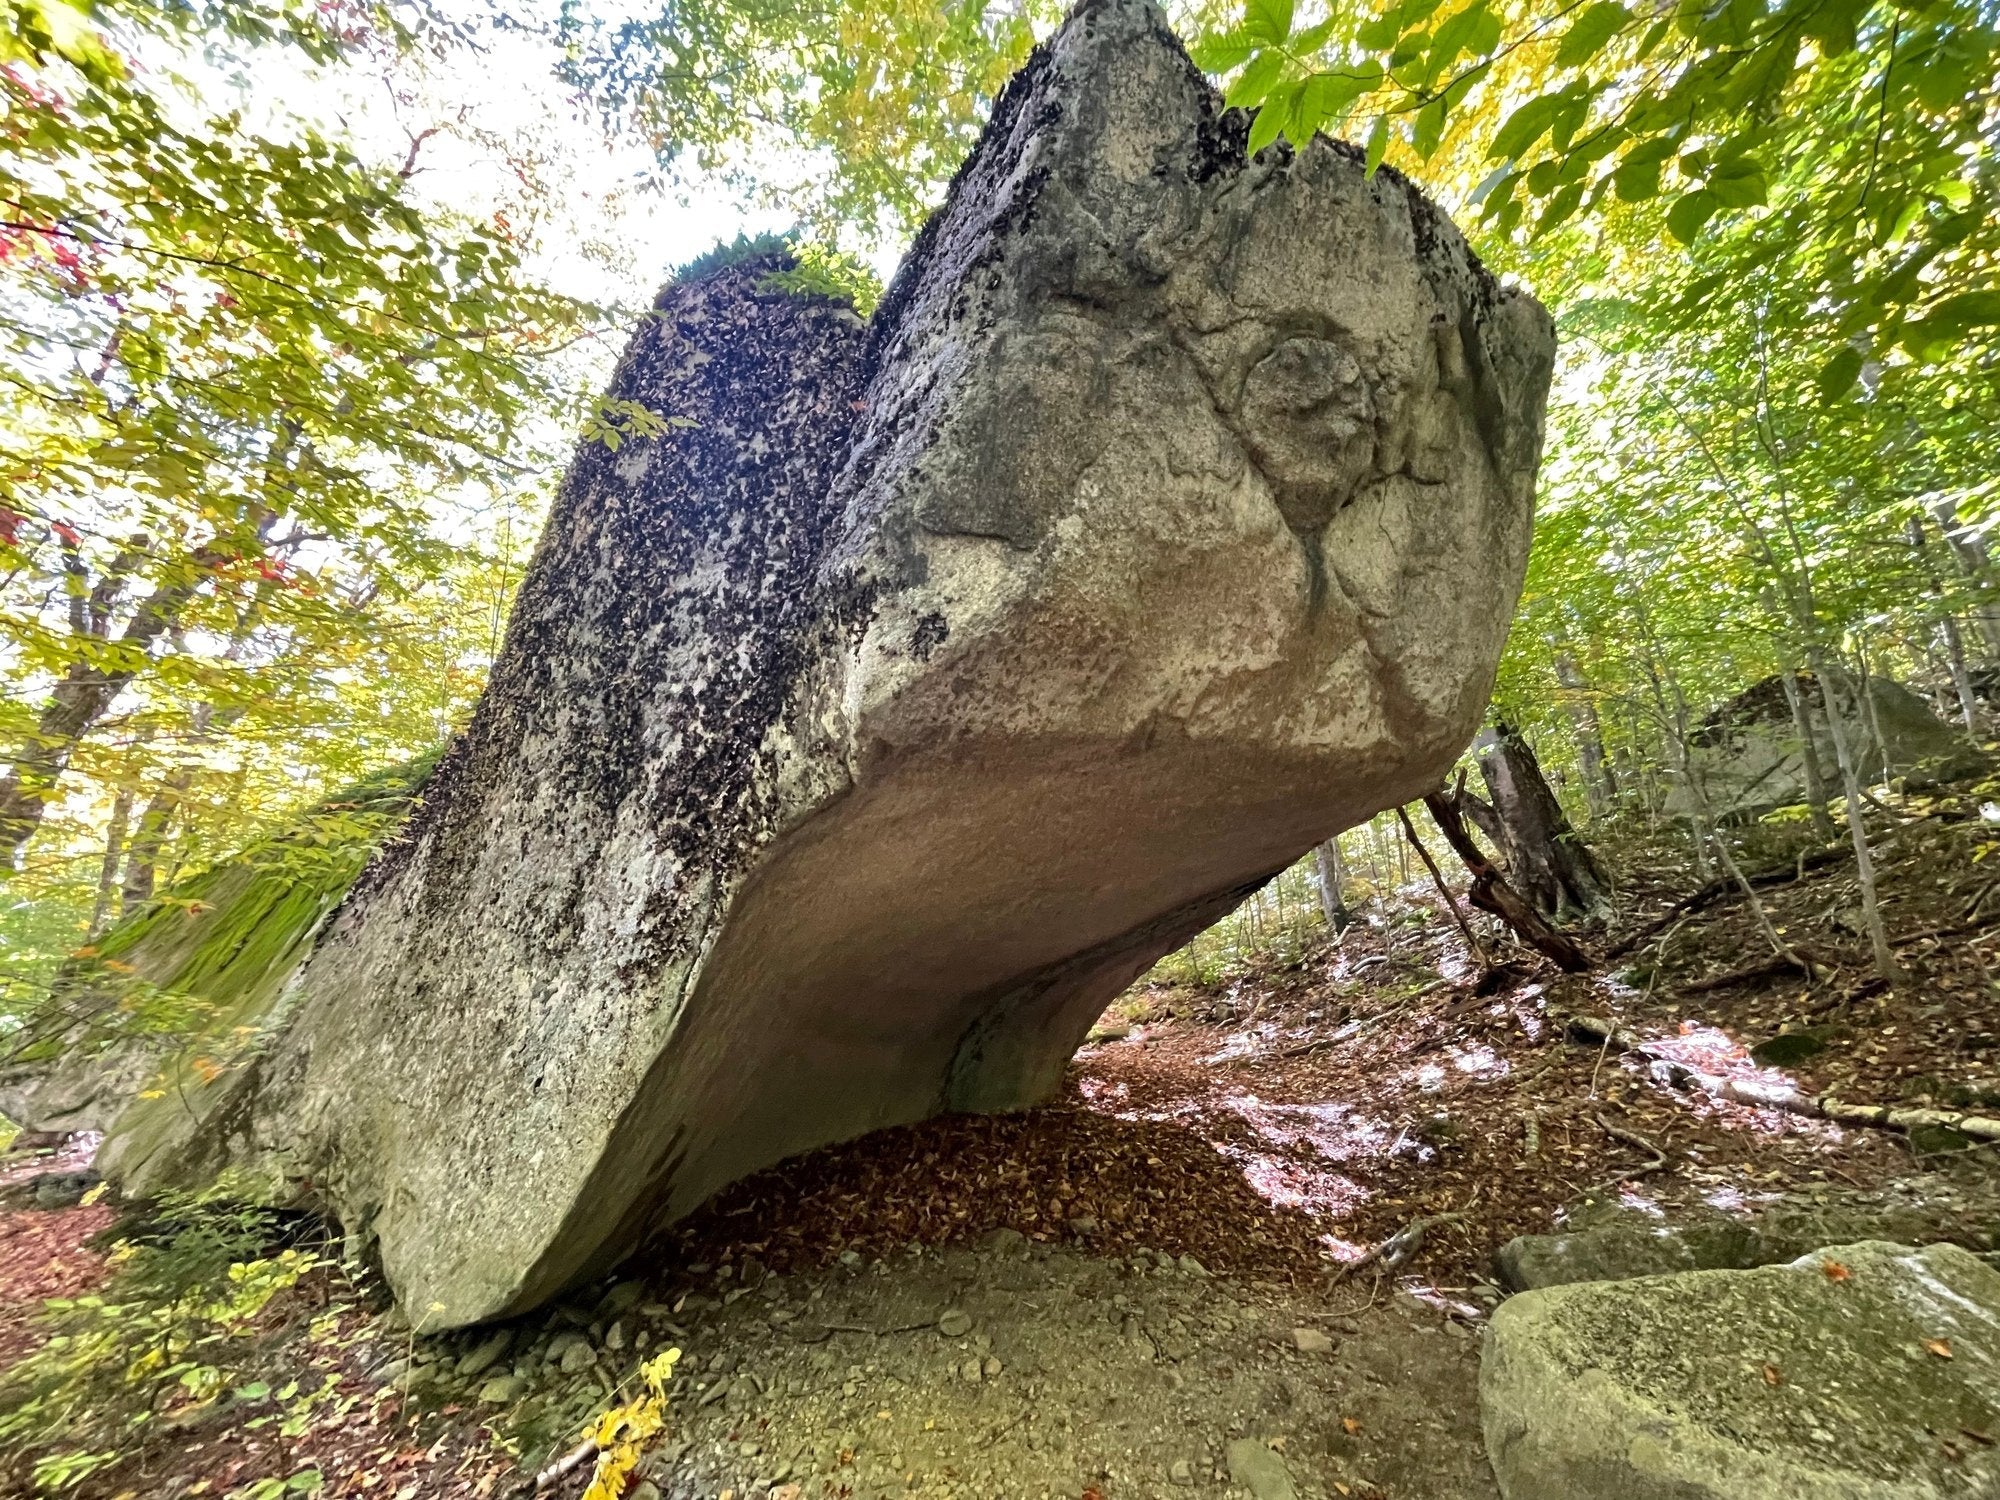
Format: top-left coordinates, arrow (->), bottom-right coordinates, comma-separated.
1448,1041 -> 1508,1078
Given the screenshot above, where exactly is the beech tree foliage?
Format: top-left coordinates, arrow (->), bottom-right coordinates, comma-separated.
2,0 -> 1996,1013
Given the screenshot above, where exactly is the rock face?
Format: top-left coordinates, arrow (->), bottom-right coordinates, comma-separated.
102,0 -> 1553,1328
1669,671 -> 1966,820
1482,1240 -> 2000,1499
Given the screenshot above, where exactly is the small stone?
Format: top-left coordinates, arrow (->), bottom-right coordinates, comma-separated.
1289,1327 -> 1334,1355
478,1375 -> 525,1404
839,1250 -> 863,1268
1226,1438 -> 1298,1500
560,1339 -> 598,1374
1170,1459 -> 1194,1485
629,1484 -> 662,1500
700,1377 -> 732,1407
960,1358 -> 983,1383
1068,1215 -> 1100,1235
457,1329 -> 513,1377
601,1281 -> 646,1314
604,1321 -> 627,1351
938,1309 -> 974,1338
1178,1254 -> 1209,1278
982,1356 -> 1002,1378
981,1227 -> 1028,1257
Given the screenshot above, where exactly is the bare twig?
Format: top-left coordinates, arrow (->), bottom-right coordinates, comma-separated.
1396,804 -> 1489,965
1329,1194 -> 1479,1285
511,1437 -> 598,1496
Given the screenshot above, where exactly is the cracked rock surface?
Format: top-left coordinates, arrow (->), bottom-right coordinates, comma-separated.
101,0 -> 1553,1328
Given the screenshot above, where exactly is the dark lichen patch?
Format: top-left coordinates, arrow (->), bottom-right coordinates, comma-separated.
398,263 -> 871,980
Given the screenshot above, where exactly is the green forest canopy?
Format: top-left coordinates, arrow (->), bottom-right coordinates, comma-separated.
1,0 -> 1996,1023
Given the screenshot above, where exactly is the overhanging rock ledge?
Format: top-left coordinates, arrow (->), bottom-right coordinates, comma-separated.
102,0 -> 1556,1329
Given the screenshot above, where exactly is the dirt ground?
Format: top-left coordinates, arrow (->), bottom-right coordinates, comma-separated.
7,782 -> 2000,1499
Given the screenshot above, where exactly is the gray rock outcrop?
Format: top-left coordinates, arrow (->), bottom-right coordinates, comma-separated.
101,0 -> 1553,1327
1669,671 -> 1967,820
1497,1168 -> 2000,1291
1482,1240 -> 2000,1499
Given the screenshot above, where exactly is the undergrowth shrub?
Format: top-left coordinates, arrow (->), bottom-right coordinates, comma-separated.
0,1183 -> 336,1493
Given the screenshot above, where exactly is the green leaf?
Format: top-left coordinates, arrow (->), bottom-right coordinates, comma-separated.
1665,188 -> 1720,243
1247,98 -> 1289,156
1706,155 -> 1767,208
1815,346 -> 1863,402
1613,155 -> 1662,201
1487,93 -> 1559,161
1413,95 -> 1448,158
1556,3 -> 1632,67
1426,1 -> 1492,75
1189,29 -> 1257,73
1364,111 -> 1391,176
1533,181 -> 1587,237
1921,290 -> 2000,337
1296,62 -> 1384,134
1356,11 -> 1405,50
1229,46 -> 1287,107
1800,0 -> 1870,54
1244,0 -> 1296,46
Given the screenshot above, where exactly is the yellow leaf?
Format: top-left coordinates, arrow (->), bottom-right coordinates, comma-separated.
1926,1338 -> 1954,1359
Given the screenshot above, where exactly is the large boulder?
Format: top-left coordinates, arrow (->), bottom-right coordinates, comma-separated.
1669,671 -> 1966,820
102,0 -> 1553,1327
1496,1168 -> 2000,1292
1482,1240 -> 2000,1499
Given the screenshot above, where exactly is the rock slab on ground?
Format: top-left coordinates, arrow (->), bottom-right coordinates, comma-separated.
1481,1240 -> 2000,1499
102,0 -> 1552,1328
1495,1166 -> 2000,1291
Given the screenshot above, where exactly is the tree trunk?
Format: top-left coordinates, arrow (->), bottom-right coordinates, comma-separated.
1930,498 -> 2000,663
1422,785 -> 1593,972
1313,837 -> 1352,931
1813,662 -> 1903,986
120,765 -> 192,912
1777,670 -> 1839,842
87,784 -> 135,939
1471,723 -> 1614,923
0,565 -> 209,868
1553,653 -> 1617,817
1907,514 -> 1982,736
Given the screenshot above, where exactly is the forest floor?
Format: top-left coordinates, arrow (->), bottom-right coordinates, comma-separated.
7,779 -> 2000,1499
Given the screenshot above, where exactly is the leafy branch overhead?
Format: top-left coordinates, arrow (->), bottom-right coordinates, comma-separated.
1195,0 -> 1999,383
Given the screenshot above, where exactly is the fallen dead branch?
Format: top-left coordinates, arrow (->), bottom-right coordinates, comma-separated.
1329,1197 -> 1476,1284
1604,846 -> 1849,959
1278,981 -> 1449,1057
1590,1112 -> 1670,1195
1420,786 -> 1594,972
1564,1016 -> 2000,1143
1676,952 -> 1816,995
513,1437 -> 598,1496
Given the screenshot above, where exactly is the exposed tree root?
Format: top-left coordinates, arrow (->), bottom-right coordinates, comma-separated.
1564,1016 -> 2000,1143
